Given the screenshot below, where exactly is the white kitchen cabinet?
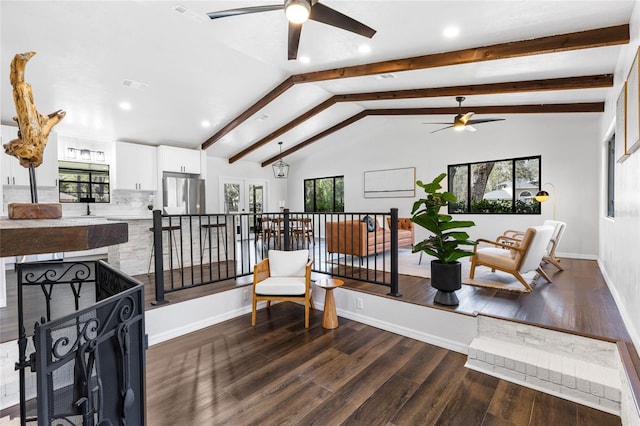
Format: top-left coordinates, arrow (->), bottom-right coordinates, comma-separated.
1,124 -> 58,187
115,141 -> 157,190
158,145 -> 201,174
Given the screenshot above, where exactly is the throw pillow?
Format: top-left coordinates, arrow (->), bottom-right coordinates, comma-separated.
361,215 -> 376,232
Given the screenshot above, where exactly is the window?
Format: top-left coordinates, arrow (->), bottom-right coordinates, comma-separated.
607,134 -> 615,218
448,156 -> 541,214
304,176 -> 344,212
58,161 -> 110,203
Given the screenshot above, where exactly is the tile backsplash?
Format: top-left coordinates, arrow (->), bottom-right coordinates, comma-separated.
2,186 -> 156,217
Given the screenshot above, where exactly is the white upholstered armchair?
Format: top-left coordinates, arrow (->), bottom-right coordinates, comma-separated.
252,249 -> 314,328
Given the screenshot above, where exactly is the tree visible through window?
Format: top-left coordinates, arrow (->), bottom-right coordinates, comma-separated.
304,176 -> 344,212
448,156 -> 541,214
58,161 -> 110,203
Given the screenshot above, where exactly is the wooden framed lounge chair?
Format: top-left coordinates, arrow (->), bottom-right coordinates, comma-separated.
252,249 -> 314,328
503,220 -> 566,271
470,225 -> 555,292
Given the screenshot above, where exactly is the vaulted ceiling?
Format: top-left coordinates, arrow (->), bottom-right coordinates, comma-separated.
0,1 -> 635,167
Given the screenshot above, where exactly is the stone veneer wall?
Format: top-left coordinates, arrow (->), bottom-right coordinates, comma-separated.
465,316 -> 625,416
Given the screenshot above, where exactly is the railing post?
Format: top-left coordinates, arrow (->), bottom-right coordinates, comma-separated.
151,209 -> 168,305
389,208 -> 402,297
283,208 -> 290,251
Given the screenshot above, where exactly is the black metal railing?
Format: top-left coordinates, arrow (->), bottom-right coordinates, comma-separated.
15,260 -> 146,426
150,208 -> 403,304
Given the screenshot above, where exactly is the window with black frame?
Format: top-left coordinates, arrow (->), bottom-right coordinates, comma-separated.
58,161 -> 110,203
304,176 -> 344,212
448,156 -> 541,214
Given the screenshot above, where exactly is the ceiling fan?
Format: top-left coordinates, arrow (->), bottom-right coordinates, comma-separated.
424,96 -> 506,133
207,0 -> 376,60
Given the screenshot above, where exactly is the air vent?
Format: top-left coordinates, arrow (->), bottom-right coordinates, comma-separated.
256,114 -> 270,122
122,79 -> 149,90
376,73 -> 397,80
174,5 -> 188,14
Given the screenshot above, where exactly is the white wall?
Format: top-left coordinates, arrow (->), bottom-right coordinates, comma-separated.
599,0 -> 640,352
286,113 -> 601,259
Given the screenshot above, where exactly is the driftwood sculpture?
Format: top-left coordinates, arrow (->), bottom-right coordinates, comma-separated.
4,51 -> 65,168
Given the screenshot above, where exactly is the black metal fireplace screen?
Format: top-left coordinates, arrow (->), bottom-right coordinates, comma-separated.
15,260 -> 146,426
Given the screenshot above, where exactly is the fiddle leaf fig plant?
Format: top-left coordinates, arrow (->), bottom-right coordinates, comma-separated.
411,172 -> 476,264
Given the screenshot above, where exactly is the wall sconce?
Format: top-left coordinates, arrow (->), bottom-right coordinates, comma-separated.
272,141 -> 289,179
535,182 -> 556,220
65,147 -> 76,159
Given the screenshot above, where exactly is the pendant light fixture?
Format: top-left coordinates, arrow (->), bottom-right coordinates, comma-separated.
272,141 -> 289,179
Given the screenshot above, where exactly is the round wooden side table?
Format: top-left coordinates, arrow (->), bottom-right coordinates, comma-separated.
315,278 -> 344,329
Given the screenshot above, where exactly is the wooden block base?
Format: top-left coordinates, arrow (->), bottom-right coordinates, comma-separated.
8,203 -> 62,219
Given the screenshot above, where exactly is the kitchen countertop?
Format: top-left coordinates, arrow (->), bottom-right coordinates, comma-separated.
61,214 -> 153,221
105,216 -> 153,221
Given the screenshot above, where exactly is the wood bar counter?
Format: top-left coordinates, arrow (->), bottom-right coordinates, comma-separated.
0,217 -> 128,257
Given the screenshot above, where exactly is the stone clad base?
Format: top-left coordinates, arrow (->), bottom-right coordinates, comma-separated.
465,316 -> 622,415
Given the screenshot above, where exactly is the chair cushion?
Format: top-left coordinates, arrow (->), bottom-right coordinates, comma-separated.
475,247 -> 516,269
255,277 -> 307,295
268,249 -> 309,277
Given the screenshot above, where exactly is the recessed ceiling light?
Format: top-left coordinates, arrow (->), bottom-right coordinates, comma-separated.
119,101 -> 132,110
201,120 -> 211,128
443,26 -> 460,38
358,44 -> 371,54
299,55 -> 310,64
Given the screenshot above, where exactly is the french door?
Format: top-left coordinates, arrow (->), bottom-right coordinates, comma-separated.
220,178 -> 266,239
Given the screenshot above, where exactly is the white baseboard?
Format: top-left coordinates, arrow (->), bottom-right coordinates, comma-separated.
146,287 -> 258,346
557,251 -> 598,260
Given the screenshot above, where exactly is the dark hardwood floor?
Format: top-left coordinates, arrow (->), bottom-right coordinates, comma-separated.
145,302 -> 621,426
1,256 -> 635,424
339,258 -> 631,343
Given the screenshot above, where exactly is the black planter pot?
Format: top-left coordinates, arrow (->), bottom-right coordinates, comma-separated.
430,260 -> 462,306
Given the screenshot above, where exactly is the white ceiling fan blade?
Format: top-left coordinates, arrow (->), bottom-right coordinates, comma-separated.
464,125 -> 477,132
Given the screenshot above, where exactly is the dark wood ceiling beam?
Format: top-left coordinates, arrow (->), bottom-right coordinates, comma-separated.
228,98 -> 337,163
341,74 -> 613,101
260,102 -> 604,166
230,75 -> 611,163
202,77 -> 296,150
202,24 -> 628,151
366,103 -> 604,116
293,25 -> 629,83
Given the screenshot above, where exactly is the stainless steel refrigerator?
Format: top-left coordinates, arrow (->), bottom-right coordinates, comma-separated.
162,172 -> 206,214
